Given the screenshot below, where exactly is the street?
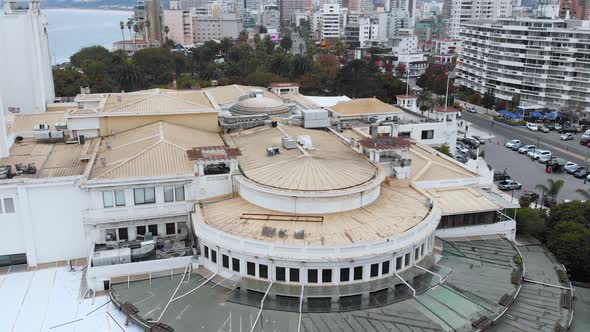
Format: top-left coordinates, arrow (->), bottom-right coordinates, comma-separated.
461,112 -> 590,202
289,29 -> 306,55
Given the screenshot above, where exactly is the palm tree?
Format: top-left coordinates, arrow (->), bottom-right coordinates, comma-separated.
164,25 -> 170,42
535,179 -> 564,206
576,189 -> 590,200
238,30 -> 248,44
119,21 -> 125,44
126,21 -> 133,52
118,60 -> 141,91
133,23 -> 140,52
144,19 -> 151,41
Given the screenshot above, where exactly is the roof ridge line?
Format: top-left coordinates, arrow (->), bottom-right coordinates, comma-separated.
95,140 -> 163,179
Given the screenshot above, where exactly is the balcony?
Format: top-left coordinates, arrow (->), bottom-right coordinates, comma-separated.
83,202 -> 189,225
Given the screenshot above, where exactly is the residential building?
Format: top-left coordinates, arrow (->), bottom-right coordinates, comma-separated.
192,12 -> 242,43
112,39 -> 161,56
559,0 -> 588,19
414,15 -> 445,42
457,18 -> 590,109
443,0 -> 512,39
290,9 -> 310,27
280,0 -> 312,24
261,5 -> 280,30
432,38 -> 459,54
163,9 -> 194,44
0,0 -> 55,116
388,0 -> 417,26
134,0 -> 164,42
391,30 -> 418,55
320,3 -> 342,40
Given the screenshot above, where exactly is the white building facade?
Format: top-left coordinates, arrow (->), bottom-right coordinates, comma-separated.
457,18 -> 590,109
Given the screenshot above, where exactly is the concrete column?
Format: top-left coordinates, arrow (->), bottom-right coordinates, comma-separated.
17,186 -> 38,266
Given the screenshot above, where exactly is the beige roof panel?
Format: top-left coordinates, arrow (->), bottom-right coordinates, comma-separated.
226,125 -> 380,192
7,112 -> 67,134
205,84 -> 282,106
199,183 -> 430,246
426,187 -> 500,215
329,98 -> 403,116
410,144 -> 477,182
90,121 -> 223,180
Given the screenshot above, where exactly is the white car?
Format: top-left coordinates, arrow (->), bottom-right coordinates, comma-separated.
526,123 -> 539,131
538,153 -> 553,163
565,162 -> 579,173
505,139 -> 521,148
531,150 -> 551,160
560,133 -> 574,141
518,145 -> 536,154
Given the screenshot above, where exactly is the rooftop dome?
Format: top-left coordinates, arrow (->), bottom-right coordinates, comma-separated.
229,95 -> 290,116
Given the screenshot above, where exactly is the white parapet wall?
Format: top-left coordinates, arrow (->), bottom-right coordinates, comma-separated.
435,220 -> 516,241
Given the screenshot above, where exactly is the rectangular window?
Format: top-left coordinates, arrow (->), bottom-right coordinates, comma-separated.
290,268 -> 300,282
102,191 -> 114,208
137,225 -> 146,236
370,263 -> 379,278
322,269 -> 332,283
404,253 -> 411,267
165,223 -> 176,235
148,224 -> 158,235
415,247 -> 420,260
421,243 -> 425,256
247,262 -> 255,276
340,268 -> 350,282
175,185 -> 185,201
382,261 -> 390,275
118,228 -> 128,241
421,130 -> 434,139
134,187 -> 156,205
232,258 -> 240,272
276,267 -> 286,281
115,190 -> 125,206
204,245 -> 209,259
164,186 -> 174,202
353,266 -> 363,281
396,257 -> 402,271
222,254 -> 229,268
259,264 -> 268,279
211,250 -> 217,263
308,269 -> 318,283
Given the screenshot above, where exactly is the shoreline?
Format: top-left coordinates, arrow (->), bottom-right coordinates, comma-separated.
45,8 -> 133,14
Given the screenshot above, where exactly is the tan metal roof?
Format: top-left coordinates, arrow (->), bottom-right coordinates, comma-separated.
68,89 -> 216,116
7,112 -> 67,134
0,139 -> 95,179
90,121 -> 223,180
410,145 -> 477,182
426,187 -> 500,215
199,183 -> 430,246
225,125 -> 380,192
329,98 -> 403,116
204,84 -> 281,106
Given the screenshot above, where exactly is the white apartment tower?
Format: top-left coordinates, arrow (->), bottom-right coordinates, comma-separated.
457,18 -> 590,109
0,0 -> 55,115
320,3 -> 341,39
445,0 -> 512,39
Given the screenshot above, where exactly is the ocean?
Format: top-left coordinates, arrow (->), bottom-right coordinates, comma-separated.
45,9 -> 133,65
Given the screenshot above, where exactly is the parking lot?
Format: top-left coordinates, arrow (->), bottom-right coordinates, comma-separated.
460,113 -> 590,203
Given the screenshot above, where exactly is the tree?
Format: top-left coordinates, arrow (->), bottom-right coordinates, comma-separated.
394,63 -> 407,77
280,36 -> 293,52
132,47 -> 175,87
291,55 -> 312,79
434,145 -> 452,157
133,24 -> 140,51
199,63 -> 221,81
164,25 -> 170,41
546,222 -> 590,281
468,93 -> 482,106
535,179 -> 564,206
482,89 -> 495,109
333,39 -> 345,57
335,59 -> 380,98
510,93 -> 521,111
495,100 -> 508,111
145,19 -> 151,41
243,71 -> 285,87
53,66 -> 84,97
126,20 -> 133,44
70,46 -> 112,69
512,207 -> 546,238
418,89 -> 431,106
117,61 -> 142,91
119,21 -> 125,44
263,35 -> 275,54
268,53 -> 291,77
238,30 -> 248,44
376,73 -> 405,103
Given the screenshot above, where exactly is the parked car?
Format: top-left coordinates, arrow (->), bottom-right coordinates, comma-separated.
574,168 -> 589,178
461,137 -> 480,148
580,135 -> 590,147
553,123 -> 563,131
560,133 -> 575,141
538,153 -> 553,163
471,135 -> 486,145
564,162 -> 579,173
531,150 -> 552,161
511,142 -> 525,151
518,144 -> 536,154
538,125 -> 550,133
567,165 -> 585,175
456,143 -> 469,154
498,179 -> 522,191
493,171 -> 510,181
521,192 -> 539,202
559,125 -> 578,134
456,155 -> 468,164
526,122 -> 539,131
505,139 -> 521,148
466,107 -> 477,113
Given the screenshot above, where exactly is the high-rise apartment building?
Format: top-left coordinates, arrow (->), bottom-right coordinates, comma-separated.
192,12 -> 242,43
457,18 -> 590,109
559,0 -> 588,19
135,0 -> 164,41
163,9 -> 194,44
320,3 -> 341,39
443,0 -> 512,39
280,0 -> 312,24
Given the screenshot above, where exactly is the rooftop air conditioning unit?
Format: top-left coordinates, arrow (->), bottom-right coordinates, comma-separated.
281,137 -> 297,149
266,146 -> 280,156
54,123 -> 67,131
33,123 -> 50,131
297,135 -> 313,149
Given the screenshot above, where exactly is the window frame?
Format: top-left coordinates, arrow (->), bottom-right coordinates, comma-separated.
165,223 -> 176,235
353,266 -> 363,281
134,187 -> 156,205
276,267 -> 286,281
222,254 -> 229,268
259,264 -> 268,279
247,262 -> 256,276
340,268 -> 350,282
307,269 -> 318,283
290,268 -> 300,282
322,269 -> 332,283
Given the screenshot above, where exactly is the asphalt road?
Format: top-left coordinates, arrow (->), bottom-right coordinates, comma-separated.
290,29 -> 306,55
461,112 -> 590,202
